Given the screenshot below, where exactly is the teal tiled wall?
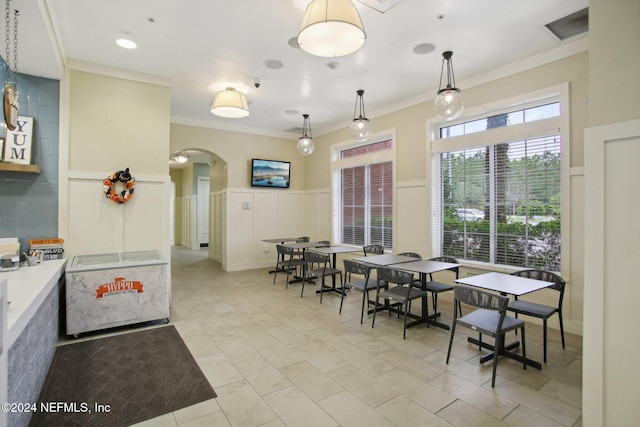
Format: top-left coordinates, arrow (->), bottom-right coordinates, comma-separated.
0,58 -> 60,256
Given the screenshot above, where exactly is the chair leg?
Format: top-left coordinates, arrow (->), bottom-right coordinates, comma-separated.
402,301 -> 409,339
521,325 -> 527,370
558,312 -> 566,349
372,292 -> 380,328
359,291 -> 367,324
491,333 -> 502,387
543,319 -> 548,363
446,320 -> 457,363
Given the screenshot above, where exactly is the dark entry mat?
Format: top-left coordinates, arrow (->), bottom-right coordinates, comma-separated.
29,325 -> 216,426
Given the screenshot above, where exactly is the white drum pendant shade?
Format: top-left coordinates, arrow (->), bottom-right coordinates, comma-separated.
297,0 -> 366,58
211,87 -> 250,118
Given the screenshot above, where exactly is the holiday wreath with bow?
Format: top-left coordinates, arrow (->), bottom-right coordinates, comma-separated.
103,168 -> 135,204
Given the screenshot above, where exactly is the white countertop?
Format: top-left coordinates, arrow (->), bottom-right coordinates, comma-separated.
2,259 -> 66,347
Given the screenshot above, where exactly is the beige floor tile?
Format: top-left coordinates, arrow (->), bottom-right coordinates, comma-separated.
235,357 -> 293,395
539,379 -> 582,409
376,395 -> 454,427
502,405 -> 565,427
334,345 -> 397,377
327,365 -> 399,407
280,361 -> 344,401
197,352 -> 244,388
173,398 -> 222,425
182,332 -> 223,359
428,372 -> 518,420
436,399 -> 508,426
215,380 -> 278,427
263,385 -> 339,427
377,348 -> 444,382
318,390 -> 396,427
130,412 -> 177,427
178,410 -> 231,427
376,369 -> 457,413
491,376 -> 581,426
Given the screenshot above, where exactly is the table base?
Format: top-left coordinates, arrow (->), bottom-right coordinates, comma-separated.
467,337 -> 541,370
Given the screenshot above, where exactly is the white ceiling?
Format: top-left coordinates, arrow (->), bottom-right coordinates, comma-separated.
12,0 -> 587,141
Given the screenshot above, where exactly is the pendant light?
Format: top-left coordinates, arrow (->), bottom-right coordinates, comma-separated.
434,51 -> 464,121
297,114 -> 315,156
350,89 -> 372,142
174,151 -> 189,163
210,87 -> 250,118
297,0 -> 366,58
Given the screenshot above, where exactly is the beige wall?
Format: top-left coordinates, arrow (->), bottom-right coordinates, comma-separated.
59,69 -> 172,260
583,1 -> 640,425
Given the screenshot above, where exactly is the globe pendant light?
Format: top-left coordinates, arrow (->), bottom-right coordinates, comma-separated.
297,0 -> 366,58
297,114 -> 315,156
210,87 -> 250,118
434,51 -> 464,121
350,89 -> 372,142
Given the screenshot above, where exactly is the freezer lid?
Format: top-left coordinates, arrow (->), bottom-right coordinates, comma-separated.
67,250 -> 166,272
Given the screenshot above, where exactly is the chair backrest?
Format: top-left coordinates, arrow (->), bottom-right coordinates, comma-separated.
510,269 -> 566,307
297,236 -> 310,243
343,259 -> 371,278
428,256 -> 460,278
317,240 -> 331,247
454,284 -> 508,312
398,252 -> 421,259
376,267 -> 414,287
304,250 -> 329,265
281,245 -> 301,257
363,244 -> 384,256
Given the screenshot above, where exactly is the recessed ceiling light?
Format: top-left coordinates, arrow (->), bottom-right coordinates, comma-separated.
264,59 -> 284,69
413,43 -> 436,55
116,38 -> 137,49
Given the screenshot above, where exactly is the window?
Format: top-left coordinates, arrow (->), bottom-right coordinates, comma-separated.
431,91 -> 567,272
332,138 -> 394,250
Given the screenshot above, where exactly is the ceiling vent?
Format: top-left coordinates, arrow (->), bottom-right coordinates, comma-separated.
545,7 -> 588,41
356,0 -> 402,14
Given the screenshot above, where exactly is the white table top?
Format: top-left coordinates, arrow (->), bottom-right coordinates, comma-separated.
351,254 -> 417,266
282,241 -> 328,249
262,237 -> 299,243
455,271 -> 553,296
390,260 -> 460,275
310,246 -> 358,255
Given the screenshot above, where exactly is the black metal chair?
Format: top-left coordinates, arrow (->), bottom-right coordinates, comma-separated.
273,245 -> 305,288
447,284 -> 526,387
301,251 -> 343,303
372,267 -> 427,339
340,259 -> 382,322
363,244 -> 384,256
508,269 -> 566,363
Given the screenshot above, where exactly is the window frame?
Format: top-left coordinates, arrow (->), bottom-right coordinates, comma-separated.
331,129 -> 397,251
427,84 -> 570,277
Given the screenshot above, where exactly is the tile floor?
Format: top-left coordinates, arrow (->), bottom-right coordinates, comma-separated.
132,246 -> 582,427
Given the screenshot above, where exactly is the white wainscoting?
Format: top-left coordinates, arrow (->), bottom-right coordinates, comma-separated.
65,171 -> 171,260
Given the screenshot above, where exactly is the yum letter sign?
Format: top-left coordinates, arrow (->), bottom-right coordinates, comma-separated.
4,116 -> 33,165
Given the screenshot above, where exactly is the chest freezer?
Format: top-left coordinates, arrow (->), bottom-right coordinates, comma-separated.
65,250 -> 169,337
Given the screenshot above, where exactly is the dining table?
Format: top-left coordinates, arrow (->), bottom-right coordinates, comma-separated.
282,241 -> 330,284
309,245 -> 360,295
390,259 -> 461,330
262,237 -> 300,274
455,271 -> 554,369
350,253 -> 421,320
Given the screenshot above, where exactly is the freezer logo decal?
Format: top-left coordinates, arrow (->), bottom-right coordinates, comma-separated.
96,277 -> 144,298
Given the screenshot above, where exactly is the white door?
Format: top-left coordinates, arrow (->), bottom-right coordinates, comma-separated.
197,177 -> 210,247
